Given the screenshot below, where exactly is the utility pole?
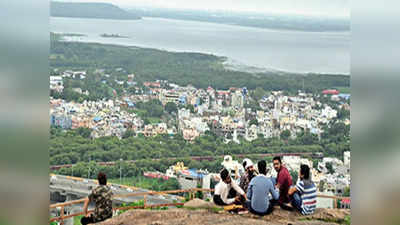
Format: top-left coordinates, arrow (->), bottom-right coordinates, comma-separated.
120,160 -> 122,184
71,165 -> 74,177
88,156 -> 91,179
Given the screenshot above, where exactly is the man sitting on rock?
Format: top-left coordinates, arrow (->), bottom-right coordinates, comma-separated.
246,160 -> 280,216
213,168 -> 247,206
288,164 -> 317,215
273,156 -> 293,209
239,158 -> 257,193
81,172 -> 113,225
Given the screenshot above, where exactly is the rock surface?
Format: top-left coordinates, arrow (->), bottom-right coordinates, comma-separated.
97,207 -> 350,225
183,198 -> 217,208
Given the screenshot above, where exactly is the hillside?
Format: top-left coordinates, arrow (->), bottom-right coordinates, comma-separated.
127,8 -> 350,32
50,2 -> 141,20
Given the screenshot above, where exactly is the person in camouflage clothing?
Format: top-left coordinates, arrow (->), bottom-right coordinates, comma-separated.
81,172 -> 113,225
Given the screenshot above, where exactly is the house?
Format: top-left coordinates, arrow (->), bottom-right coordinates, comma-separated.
322,89 -> 339,95
50,76 -> 63,92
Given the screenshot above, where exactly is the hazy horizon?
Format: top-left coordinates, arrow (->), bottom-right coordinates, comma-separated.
53,0 -> 350,18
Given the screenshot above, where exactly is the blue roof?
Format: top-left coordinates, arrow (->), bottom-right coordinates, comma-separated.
188,169 -> 204,178
93,117 -> 102,122
338,94 -> 351,99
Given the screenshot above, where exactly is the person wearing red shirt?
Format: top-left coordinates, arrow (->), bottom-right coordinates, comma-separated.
273,156 -> 293,206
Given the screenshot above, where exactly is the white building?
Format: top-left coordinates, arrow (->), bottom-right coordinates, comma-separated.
344,151 -> 351,168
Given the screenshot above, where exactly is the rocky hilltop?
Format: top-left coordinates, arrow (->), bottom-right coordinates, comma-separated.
97,199 -> 350,225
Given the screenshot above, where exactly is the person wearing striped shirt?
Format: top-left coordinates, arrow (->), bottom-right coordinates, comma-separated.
288,164 -> 317,215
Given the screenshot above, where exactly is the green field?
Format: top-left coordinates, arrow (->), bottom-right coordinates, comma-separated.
334,86 -> 351,94
109,176 -> 180,191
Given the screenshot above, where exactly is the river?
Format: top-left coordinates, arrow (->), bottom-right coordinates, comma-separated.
51,16 -> 350,74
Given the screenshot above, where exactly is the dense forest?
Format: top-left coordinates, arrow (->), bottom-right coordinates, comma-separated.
50,116 -> 349,177
50,37 -> 349,96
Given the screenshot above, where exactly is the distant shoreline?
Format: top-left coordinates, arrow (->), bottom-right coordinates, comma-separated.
53,34 -> 349,77
100,33 -> 130,38
221,58 -> 350,76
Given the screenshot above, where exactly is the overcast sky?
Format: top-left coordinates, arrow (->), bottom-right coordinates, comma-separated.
61,0 -> 349,17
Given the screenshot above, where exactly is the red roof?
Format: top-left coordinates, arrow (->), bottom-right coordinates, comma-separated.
341,198 -> 351,204
322,89 -> 339,95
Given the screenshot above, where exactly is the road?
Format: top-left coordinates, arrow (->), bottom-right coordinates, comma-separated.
50,174 -> 179,205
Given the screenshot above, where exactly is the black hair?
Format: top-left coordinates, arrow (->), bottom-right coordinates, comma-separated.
98,172 -> 107,185
258,160 -> 267,175
220,168 -> 229,180
242,161 -> 247,168
273,156 -> 282,163
300,164 -> 310,180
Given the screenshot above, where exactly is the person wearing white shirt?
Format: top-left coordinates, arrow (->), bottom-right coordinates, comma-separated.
213,168 -> 246,205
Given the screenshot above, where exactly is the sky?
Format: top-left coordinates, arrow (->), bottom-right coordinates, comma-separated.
60,0 -> 350,18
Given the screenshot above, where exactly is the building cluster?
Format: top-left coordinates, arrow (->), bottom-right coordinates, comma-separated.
50,98 -> 143,138
50,68 -> 350,142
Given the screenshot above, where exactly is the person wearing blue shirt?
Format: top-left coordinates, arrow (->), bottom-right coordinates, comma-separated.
246,160 -> 280,216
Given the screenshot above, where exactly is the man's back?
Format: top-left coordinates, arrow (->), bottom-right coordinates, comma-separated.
296,180 -> 317,215
247,175 -> 279,213
89,185 -> 113,222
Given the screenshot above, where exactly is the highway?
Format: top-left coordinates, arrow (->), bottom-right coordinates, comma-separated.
50,174 -> 179,205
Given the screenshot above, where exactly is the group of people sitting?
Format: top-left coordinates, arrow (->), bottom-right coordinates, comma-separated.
79,156 -> 316,224
213,156 -> 317,216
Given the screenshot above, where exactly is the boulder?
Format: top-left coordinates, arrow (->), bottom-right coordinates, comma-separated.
184,198 -> 218,209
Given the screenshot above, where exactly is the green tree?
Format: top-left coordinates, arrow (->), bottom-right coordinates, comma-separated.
249,119 -> 258,126
251,87 -> 266,101
326,162 -> 334,174
186,104 -> 195,113
222,100 -> 227,107
290,170 -> 299,184
343,186 -> 350,197
165,102 -> 178,114
76,127 -> 92,138
280,130 -> 291,140
122,129 -> 136,139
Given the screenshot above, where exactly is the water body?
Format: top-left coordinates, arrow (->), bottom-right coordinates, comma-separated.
51,17 -> 350,74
